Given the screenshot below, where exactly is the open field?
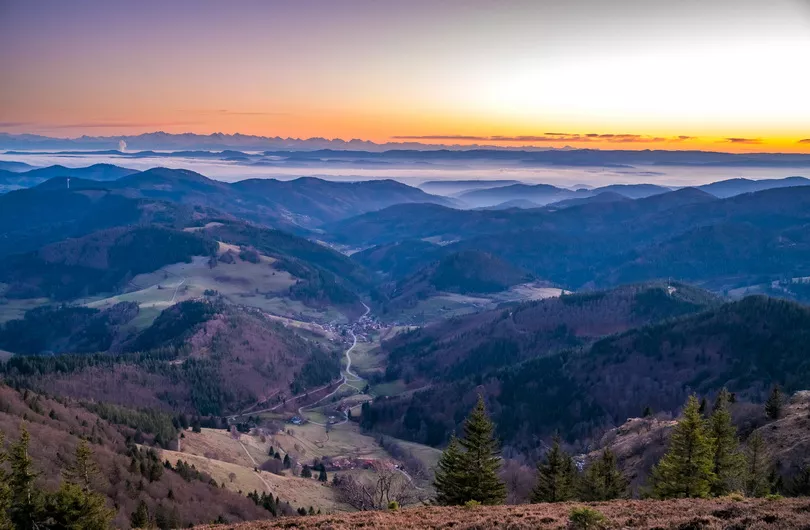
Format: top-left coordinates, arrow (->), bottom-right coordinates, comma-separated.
180,428 -> 272,469
392,438 -> 442,471
262,417 -> 391,464
157,447 -> 345,512
370,380 -> 407,397
203,498 -> 810,529
85,243 -> 344,326
0,291 -> 50,323
495,283 -> 566,302
160,427 -> 356,511
384,284 -> 564,324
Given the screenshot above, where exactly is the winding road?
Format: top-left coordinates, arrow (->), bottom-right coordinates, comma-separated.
297,302 -> 370,426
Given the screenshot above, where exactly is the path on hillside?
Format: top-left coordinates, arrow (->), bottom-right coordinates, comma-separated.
239,440 -> 273,493
170,277 -> 186,303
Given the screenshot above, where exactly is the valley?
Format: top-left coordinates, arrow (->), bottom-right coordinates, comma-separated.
4,4 -> 810,528
1,160 -> 810,527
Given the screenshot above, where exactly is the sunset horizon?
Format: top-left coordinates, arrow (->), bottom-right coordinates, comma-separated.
3,0 -> 809,154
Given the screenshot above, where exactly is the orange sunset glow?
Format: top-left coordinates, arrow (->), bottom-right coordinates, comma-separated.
1,0 -> 809,152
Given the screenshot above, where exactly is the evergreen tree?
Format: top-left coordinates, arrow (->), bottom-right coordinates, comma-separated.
433,397 -> 506,506
788,465 -> 810,496
531,436 -> 576,503
765,385 -> 783,420
708,388 -> 745,496
642,405 -> 653,418
8,426 -> 44,530
579,448 -> 627,501
301,465 -> 312,478
744,431 -> 771,497
0,433 -> 11,530
283,454 -> 291,469
154,503 -> 171,530
433,435 -> 467,505
63,439 -> 101,493
456,395 -> 506,505
42,481 -> 115,530
650,395 -> 716,499
318,468 -> 327,482
131,499 -> 149,528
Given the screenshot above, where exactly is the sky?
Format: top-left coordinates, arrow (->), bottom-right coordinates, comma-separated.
1,0 -> 810,152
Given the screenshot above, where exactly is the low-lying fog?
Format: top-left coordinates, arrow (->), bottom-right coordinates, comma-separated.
1,151 -> 807,188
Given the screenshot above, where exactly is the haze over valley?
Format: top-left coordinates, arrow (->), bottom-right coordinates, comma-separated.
2,1 -> 810,528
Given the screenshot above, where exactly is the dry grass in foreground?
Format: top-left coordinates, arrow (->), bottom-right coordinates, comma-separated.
202,498 -> 810,529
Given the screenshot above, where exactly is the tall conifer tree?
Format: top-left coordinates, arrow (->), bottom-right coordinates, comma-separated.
433,396 -> 506,505
650,395 -> 715,498
744,431 -> 771,497
531,436 -> 576,503
433,436 -> 467,505
579,448 -> 627,501
8,425 -> 44,530
709,388 -> 745,496
457,395 -> 506,505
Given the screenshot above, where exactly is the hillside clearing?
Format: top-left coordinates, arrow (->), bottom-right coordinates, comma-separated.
157,446 -> 345,511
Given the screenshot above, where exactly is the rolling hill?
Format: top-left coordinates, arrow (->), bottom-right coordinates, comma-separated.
2,299 -> 339,416
457,182 -> 671,207
327,186 -> 810,291
697,176 -> 810,198
385,250 -> 533,309
351,239 -> 444,279
362,292 -> 810,450
4,165 -> 453,232
0,226 -> 218,299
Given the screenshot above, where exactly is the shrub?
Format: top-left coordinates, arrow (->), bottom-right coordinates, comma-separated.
464,500 -> 481,509
388,501 -> 400,511
765,493 -> 784,501
569,506 -> 608,530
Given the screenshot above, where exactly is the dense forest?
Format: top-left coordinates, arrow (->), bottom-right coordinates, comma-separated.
362,295 -> 810,451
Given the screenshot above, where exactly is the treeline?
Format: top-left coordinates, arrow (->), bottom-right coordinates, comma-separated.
82,401 -> 180,447
431,390 -> 805,510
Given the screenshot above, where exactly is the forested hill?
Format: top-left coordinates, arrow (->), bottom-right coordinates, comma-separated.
380,250 -> 534,312
362,294 -> 810,450
382,282 -> 718,384
0,384 -> 268,528
0,226 -> 218,300
1,299 -> 340,416
325,186 -> 810,292
3,165 -> 452,232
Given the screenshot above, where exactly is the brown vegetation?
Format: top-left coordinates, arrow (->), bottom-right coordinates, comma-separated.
0,385 -> 266,528
202,498 -> 810,529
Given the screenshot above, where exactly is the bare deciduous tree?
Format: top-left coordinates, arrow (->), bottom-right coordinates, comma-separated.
334,461 -> 425,510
